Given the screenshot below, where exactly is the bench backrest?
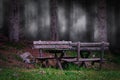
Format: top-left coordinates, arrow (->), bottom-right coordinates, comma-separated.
71,42 -> 109,51
33,41 -> 109,51
33,41 -> 72,50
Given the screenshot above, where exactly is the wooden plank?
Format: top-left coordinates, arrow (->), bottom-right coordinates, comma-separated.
34,45 -> 108,50
33,41 -> 109,47
36,57 -> 55,60
80,42 -> 109,47
80,47 -> 108,51
71,42 -> 109,47
78,58 -> 102,62
33,41 -> 72,45
36,56 -> 77,60
62,58 -> 102,62
34,45 -> 72,49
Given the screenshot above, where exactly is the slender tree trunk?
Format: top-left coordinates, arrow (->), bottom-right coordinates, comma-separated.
65,0 -> 72,41
9,0 -> 20,42
50,0 -> 58,41
97,0 -> 107,42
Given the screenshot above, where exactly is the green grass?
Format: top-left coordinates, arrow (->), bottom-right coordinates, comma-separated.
0,67 -> 120,80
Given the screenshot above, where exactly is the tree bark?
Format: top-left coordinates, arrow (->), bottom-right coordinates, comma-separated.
50,0 -> 58,41
97,0 -> 107,42
9,0 -> 20,42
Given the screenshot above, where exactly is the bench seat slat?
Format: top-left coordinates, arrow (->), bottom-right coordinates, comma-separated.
80,47 -> 108,51
36,56 -> 77,60
62,58 -> 103,62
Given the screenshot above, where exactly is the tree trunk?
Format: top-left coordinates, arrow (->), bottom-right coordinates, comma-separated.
50,0 -> 58,41
97,0 -> 107,42
9,0 -> 20,42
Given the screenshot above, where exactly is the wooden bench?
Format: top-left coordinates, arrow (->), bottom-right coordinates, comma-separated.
33,41 -> 109,70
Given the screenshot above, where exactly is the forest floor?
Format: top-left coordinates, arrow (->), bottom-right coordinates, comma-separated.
0,40 -> 120,80
0,40 -> 120,70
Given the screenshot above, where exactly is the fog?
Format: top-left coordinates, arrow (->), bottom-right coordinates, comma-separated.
24,0 -> 89,41
24,0 -> 50,40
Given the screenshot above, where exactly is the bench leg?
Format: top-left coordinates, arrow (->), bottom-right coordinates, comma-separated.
55,53 -> 63,70
77,42 -> 80,61
77,42 -> 80,66
100,49 -> 104,69
62,51 -> 66,57
39,49 -> 43,58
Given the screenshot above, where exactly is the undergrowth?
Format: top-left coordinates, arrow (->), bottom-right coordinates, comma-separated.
4,41 -> 26,50
0,67 -> 120,80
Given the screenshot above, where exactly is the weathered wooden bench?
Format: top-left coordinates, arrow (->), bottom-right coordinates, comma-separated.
33,40 -> 109,70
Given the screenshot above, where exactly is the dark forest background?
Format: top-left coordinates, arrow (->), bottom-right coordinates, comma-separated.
0,0 -> 120,50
